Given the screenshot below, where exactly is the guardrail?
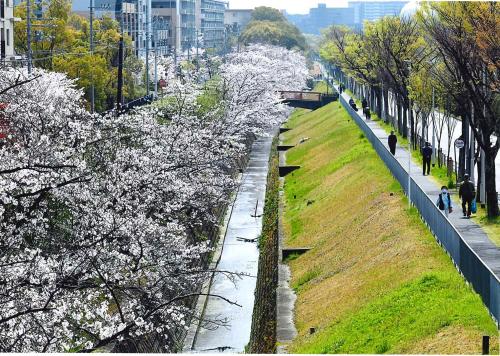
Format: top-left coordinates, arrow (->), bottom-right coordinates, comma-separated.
339,93 -> 500,325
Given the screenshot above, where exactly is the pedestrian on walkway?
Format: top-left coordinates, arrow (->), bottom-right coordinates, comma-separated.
436,185 -> 453,218
349,98 -> 358,111
388,131 -> 397,155
459,174 -> 476,218
422,142 -> 432,176
364,108 -> 371,120
362,97 -> 368,110
339,84 -> 344,94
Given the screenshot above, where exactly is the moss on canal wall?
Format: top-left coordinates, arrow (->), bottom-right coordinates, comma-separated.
248,137 -> 280,354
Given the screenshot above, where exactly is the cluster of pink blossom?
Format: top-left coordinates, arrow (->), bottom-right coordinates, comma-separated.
0,45 -> 307,352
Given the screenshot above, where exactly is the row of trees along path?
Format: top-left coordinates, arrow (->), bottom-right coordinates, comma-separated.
332,80 -> 500,306
320,2 -> 499,218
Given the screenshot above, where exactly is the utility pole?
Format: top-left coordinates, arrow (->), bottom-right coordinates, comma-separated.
26,0 -> 32,74
196,29 -> 199,72
431,87 -> 436,166
405,60 -> 412,209
145,0 -> 150,97
470,101 -> 475,182
173,25 -> 177,67
479,64 -> 487,206
117,35 -> 124,112
89,0 -> 95,113
154,28 -> 158,98
223,28 -> 227,58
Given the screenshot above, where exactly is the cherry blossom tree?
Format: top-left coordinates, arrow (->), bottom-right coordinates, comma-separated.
0,44 -> 307,352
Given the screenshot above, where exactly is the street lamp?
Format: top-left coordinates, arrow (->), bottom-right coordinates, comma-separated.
89,1 -> 111,113
404,59 -> 412,208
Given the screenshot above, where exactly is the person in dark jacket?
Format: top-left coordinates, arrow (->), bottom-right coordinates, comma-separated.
422,142 -> 432,175
459,174 -> 476,218
388,131 -> 397,155
362,97 -> 368,109
349,98 -> 358,111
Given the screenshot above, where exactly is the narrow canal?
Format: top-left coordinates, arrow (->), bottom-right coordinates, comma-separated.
189,134 -> 274,353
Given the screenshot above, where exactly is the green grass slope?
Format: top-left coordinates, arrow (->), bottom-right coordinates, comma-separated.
281,103 -> 499,354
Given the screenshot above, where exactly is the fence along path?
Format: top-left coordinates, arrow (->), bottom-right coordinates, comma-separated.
334,85 -> 500,326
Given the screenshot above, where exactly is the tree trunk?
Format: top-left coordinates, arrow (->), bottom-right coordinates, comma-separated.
409,101 -> 415,149
476,152 -> 482,203
397,99 -> 403,135
370,86 -> 374,111
375,86 -> 382,118
402,101 -> 408,139
484,149 -> 500,217
383,87 -> 389,123
459,114 -> 468,181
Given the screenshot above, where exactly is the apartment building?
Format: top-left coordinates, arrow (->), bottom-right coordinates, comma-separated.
151,0 -> 196,52
0,0 -> 16,62
200,0 -> 226,49
224,8 -> 252,30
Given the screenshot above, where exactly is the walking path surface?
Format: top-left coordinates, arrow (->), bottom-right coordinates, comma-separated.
335,85 -> 500,282
276,149 -> 298,353
186,134 -> 273,353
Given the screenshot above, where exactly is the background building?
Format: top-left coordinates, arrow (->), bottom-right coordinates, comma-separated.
348,1 -> 408,23
200,0 -> 226,49
0,0 -> 16,63
224,8 -> 251,30
309,3 -> 354,32
287,1 -> 409,35
94,0 -> 150,56
151,0 -> 197,53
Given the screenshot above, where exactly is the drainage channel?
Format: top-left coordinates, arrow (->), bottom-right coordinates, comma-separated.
185,134 -> 274,354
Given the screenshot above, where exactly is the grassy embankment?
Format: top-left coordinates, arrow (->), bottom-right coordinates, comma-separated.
327,80 -> 500,247
281,100 -> 499,353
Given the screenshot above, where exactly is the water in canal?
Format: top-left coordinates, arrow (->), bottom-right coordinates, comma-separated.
190,134 -> 274,353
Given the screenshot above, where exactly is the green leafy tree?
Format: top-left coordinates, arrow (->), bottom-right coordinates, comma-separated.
419,1 -> 499,217
14,1 -> 146,112
251,6 -> 286,22
240,7 -> 306,50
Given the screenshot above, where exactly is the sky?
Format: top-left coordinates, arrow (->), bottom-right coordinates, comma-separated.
227,0 -> 349,14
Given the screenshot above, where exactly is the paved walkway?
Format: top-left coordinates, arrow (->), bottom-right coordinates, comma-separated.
276,149 -> 298,353
335,85 -> 500,281
187,134 -> 273,353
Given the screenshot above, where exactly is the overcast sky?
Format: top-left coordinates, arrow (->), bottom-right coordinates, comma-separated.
228,0 -> 349,14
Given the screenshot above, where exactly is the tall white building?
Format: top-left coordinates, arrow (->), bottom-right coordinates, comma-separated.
0,0 -> 16,63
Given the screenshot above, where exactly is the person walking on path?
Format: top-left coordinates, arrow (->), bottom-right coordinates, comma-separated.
436,185 -> 453,218
388,131 -> 397,155
459,174 -> 476,218
349,98 -> 358,111
422,142 -> 432,176
361,98 -> 368,116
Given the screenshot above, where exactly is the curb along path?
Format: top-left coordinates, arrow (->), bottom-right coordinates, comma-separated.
276,138 -> 298,353
333,83 -> 500,325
